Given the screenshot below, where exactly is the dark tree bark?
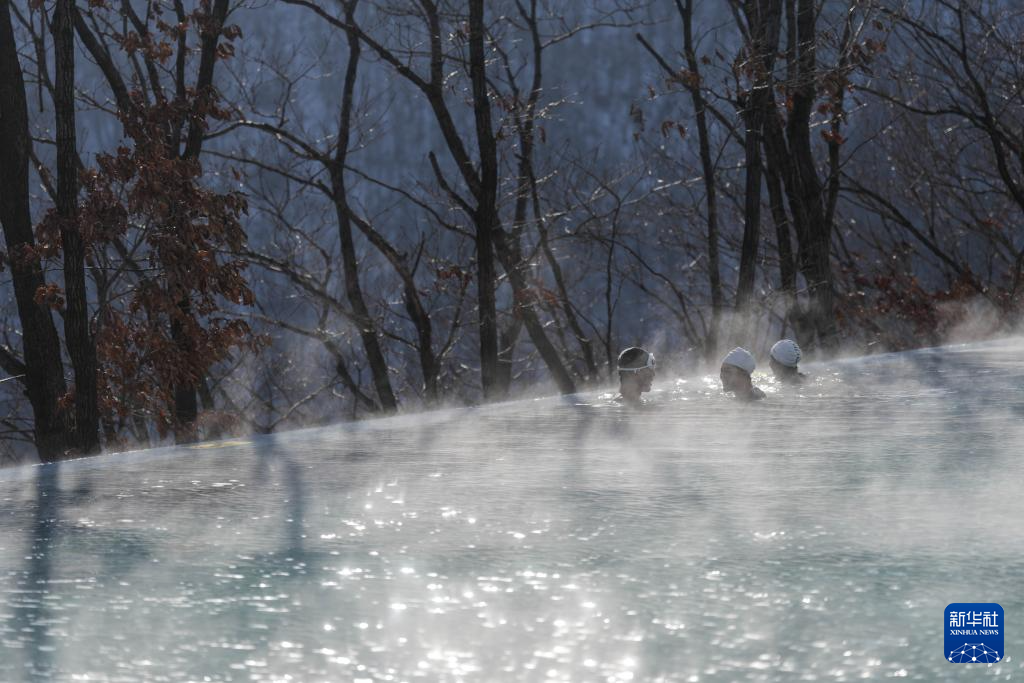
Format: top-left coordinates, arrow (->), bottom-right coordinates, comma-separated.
170,300 -> 198,442
491,232 -> 576,395
784,0 -> 837,347
496,318 -> 523,392
745,0 -> 837,349
734,7 -> 765,313
487,3 -> 576,396
54,0 -> 100,453
764,151 -> 800,331
347,210 -> 440,403
534,204 -> 597,381
767,0 -> 799,335
736,101 -> 763,323
330,1 -> 398,412
0,0 -> 72,461
467,0 -> 501,398
734,0 -> 783,342
679,0 -> 723,361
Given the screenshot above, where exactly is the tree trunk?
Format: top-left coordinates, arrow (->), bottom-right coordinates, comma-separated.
681,0 -> 723,362
332,8 -> 397,412
0,0 -> 72,461
172,0 -> 232,438
748,0 -> 835,349
785,0 -> 836,347
345,213 -> 438,404
735,102 -> 763,332
496,318 -> 522,392
536,212 -> 597,381
764,148 -> 801,335
500,1 -> 577,395
404,284 -> 439,402
171,303 -> 199,442
733,0 -> 784,345
169,299 -> 195,439
492,232 -> 577,395
468,0 -> 500,399
54,0 -> 100,454
331,196 -> 398,412
519,0 -> 597,383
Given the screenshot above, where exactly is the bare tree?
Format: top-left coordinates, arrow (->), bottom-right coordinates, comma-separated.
864,0 -> 1024,298
0,0 -> 72,461
53,0 -> 100,453
284,0 -> 579,397
637,0 -> 726,360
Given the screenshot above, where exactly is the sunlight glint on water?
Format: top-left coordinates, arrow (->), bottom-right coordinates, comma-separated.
1,338 -> 1023,681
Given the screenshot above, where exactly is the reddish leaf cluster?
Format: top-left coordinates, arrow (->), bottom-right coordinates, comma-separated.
660,120 -> 687,140
667,68 -> 701,90
821,129 -> 845,145
435,264 -> 472,289
511,281 -> 560,315
33,282 -> 65,310
837,251 -> 994,349
59,94 -> 256,436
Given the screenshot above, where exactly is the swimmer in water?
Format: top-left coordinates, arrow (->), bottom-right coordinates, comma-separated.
720,347 -> 765,401
616,347 -> 656,405
769,339 -> 807,384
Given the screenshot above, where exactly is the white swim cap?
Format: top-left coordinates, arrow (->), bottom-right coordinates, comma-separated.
770,339 -> 802,368
721,347 -> 756,375
617,347 -> 655,372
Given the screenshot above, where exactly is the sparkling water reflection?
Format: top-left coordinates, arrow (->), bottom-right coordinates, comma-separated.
2,338 -> 1023,681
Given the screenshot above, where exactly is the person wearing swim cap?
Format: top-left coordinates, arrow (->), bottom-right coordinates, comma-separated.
769,339 -> 806,384
720,347 -> 765,401
616,347 -> 656,405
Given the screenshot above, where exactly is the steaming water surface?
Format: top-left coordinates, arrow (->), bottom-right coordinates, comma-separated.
2,339 -> 1023,681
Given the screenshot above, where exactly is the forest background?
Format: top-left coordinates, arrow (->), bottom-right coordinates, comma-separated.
1,0 -> 1021,463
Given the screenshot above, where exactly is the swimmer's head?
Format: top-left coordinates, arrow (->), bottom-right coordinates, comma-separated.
617,347 -> 656,399
720,347 -> 755,394
769,339 -> 801,378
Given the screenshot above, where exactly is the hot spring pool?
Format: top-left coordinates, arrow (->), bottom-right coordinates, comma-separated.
1,338 -> 1023,681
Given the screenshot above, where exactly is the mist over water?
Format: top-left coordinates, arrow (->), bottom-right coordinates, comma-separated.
1,338 -> 1022,681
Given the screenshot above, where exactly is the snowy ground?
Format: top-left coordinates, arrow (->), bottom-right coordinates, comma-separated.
2,338 -> 1023,681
